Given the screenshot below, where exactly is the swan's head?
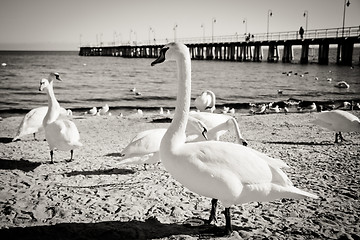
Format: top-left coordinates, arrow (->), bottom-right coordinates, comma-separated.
48,72 -> 62,82
151,42 -> 189,66
39,78 -> 50,91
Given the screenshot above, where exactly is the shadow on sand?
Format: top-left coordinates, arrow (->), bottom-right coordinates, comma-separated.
0,158 -> 41,172
0,217 -> 228,240
0,137 -> 14,143
264,141 -> 334,146
65,168 -> 136,177
105,152 -> 124,157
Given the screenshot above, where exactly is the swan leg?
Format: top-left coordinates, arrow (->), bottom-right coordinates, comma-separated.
335,133 -> 339,143
50,150 -> 54,164
67,150 -> 74,162
207,198 -> 218,224
224,207 -> 233,235
339,132 -> 345,142
33,133 -> 37,141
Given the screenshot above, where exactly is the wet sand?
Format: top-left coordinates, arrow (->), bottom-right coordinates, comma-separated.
0,110 -> 359,239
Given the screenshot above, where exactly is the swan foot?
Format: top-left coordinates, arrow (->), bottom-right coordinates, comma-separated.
335,132 -> 352,144
242,140 -> 248,146
224,207 -> 233,235
207,198 -> 218,224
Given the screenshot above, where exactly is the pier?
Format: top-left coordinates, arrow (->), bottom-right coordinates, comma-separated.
79,26 -> 360,66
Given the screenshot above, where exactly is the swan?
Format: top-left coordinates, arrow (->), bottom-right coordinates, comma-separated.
12,106 -> 70,141
194,90 -> 216,113
188,111 -> 247,146
335,81 -> 350,88
119,116 -> 208,165
151,43 -> 317,234
39,73 -> 82,163
312,108 -> 360,143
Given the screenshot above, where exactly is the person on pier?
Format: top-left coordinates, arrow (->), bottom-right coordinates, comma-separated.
299,26 -> 304,39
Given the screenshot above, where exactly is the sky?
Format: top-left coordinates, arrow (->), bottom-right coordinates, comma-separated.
0,0 -> 359,50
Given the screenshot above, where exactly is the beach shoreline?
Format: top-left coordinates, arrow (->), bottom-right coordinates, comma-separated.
0,111 -> 359,239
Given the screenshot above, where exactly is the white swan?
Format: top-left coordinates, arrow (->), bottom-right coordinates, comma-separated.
151,43 -> 317,234
188,111 -> 247,146
335,81 -> 350,88
119,116 -> 208,165
312,109 -> 360,143
39,73 -> 82,163
12,106 -> 70,141
194,90 -> 216,113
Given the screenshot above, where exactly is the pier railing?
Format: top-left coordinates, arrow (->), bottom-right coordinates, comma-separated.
82,26 -> 360,47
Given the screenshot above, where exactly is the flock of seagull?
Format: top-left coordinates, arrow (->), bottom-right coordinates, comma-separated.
10,42 -> 360,235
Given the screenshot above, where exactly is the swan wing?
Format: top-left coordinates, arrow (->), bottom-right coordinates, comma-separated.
313,110 -> 360,132
121,128 -> 167,158
169,141 -> 316,204
13,107 -> 48,140
46,120 -> 81,150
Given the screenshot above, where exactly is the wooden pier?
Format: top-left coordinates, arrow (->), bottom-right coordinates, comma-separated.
79,26 -> 360,66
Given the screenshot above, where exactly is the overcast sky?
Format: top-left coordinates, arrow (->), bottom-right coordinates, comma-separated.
0,0 -> 359,50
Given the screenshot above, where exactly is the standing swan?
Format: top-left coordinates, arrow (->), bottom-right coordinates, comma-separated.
312,108 -> 360,143
39,73 -> 82,163
151,43 -> 317,234
12,106 -> 70,141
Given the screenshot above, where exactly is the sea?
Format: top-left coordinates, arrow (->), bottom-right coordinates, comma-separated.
0,48 -> 359,117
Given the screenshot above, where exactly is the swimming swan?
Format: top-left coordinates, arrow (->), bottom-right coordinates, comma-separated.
312,109 -> 360,143
39,73 -> 82,163
12,106 -> 69,141
151,43 -> 318,234
194,90 -> 216,113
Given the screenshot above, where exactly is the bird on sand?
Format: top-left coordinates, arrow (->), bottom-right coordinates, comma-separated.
312,107 -> 360,143
12,106 -> 70,141
39,73 -> 82,163
118,115 -> 208,165
151,43 -> 318,234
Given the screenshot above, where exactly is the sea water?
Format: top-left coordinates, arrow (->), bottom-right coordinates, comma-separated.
0,49 -> 359,117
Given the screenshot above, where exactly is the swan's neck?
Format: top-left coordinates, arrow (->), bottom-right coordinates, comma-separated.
165,54 -> 191,147
43,82 -> 60,125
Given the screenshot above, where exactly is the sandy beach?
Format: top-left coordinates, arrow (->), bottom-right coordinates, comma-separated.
0,110 -> 359,239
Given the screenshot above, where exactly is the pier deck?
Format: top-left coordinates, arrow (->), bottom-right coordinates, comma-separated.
79,26 -> 360,66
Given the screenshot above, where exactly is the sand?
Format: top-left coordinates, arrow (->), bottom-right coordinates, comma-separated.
0,110 -> 359,240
